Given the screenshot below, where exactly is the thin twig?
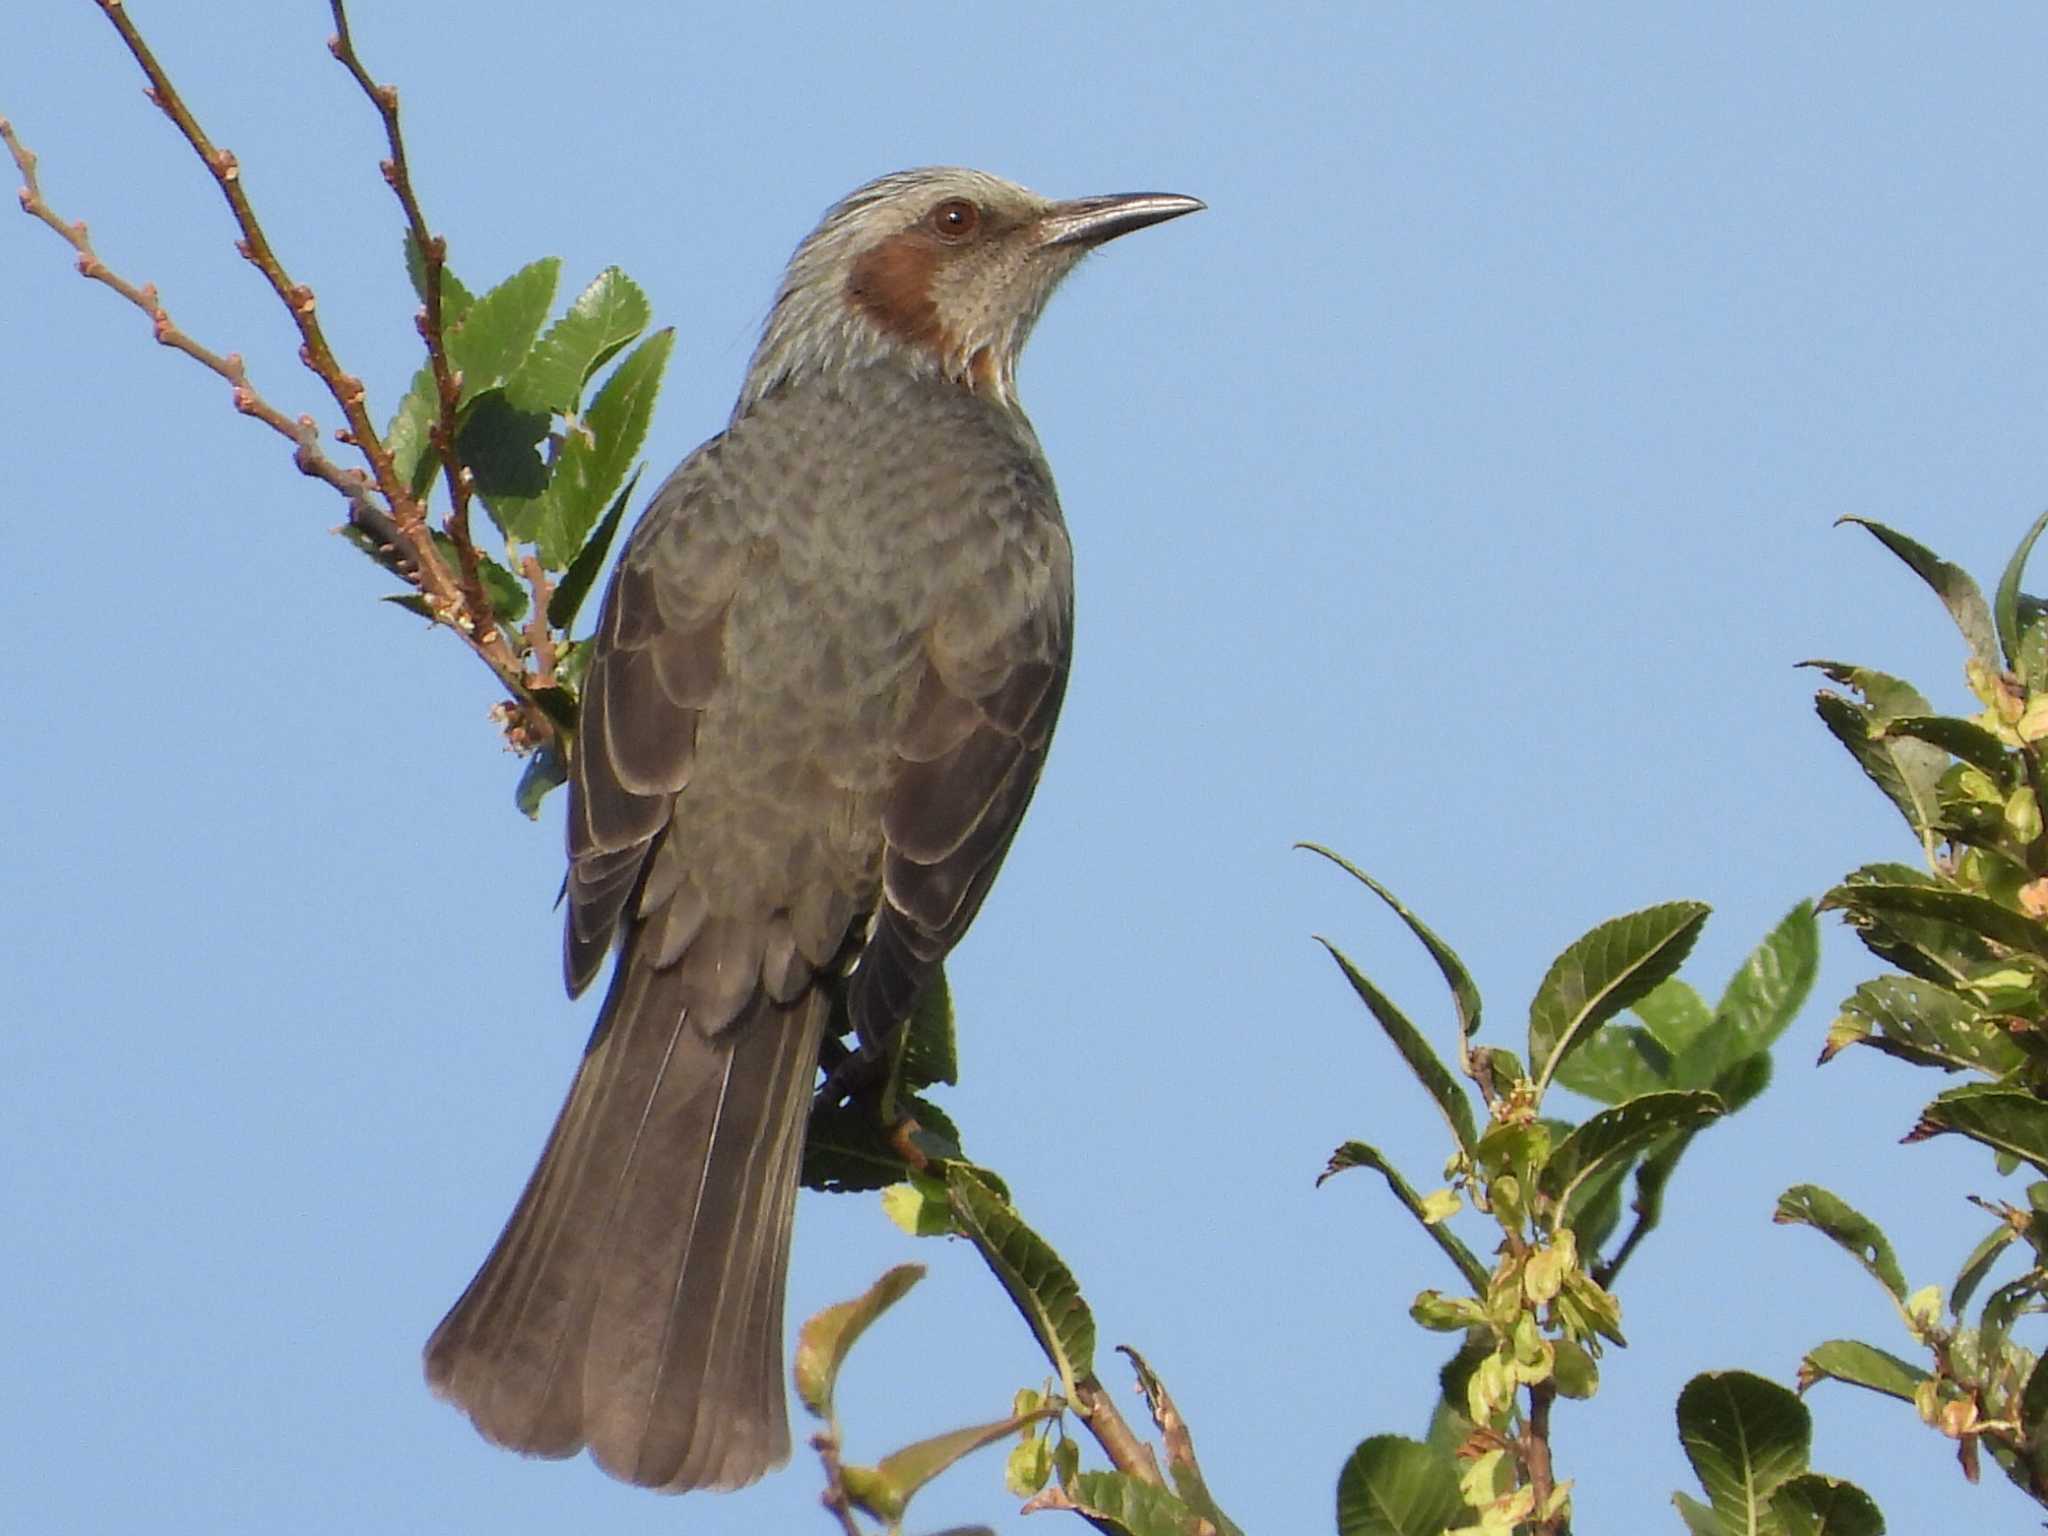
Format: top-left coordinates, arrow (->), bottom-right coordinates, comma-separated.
2,114 -> 404,560
324,0 -> 496,643
521,554 -> 561,683
810,1430 -> 869,1536
79,0 -> 551,745
1520,1381 -> 1562,1533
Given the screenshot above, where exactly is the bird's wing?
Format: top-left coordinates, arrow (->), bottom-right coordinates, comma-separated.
561,453 -> 750,997
851,534 -> 1073,1043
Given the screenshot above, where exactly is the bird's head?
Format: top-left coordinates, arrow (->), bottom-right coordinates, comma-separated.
737,167 -> 1202,415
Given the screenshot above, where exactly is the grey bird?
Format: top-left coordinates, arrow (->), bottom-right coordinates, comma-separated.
423,167 -> 1202,1493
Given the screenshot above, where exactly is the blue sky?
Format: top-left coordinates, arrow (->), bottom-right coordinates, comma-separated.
6,4 -> 2046,1532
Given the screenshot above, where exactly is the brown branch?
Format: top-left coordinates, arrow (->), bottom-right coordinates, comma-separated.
809,1430 -> 870,1536
1519,1381 -> 1563,1533
2,114 -> 405,564
521,554 -> 561,683
78,0 -> 552,746
324,0 -> 496,643
1071,1372 -> 1164,1488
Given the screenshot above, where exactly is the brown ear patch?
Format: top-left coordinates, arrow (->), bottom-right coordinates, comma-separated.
846,231 -> 947,353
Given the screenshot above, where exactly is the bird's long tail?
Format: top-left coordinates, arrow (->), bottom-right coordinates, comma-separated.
424,951 -> 825,1491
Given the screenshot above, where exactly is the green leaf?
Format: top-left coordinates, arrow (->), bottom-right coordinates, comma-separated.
445,256 -> 560,404
1905,1083 -> 2048,1175
546,465 -> 641,632
1767,1473 -> 1886,1536
799,1094 -> 962,1193
1528,901 -> 1711,1094
1636,978 -> 1715,1055
793,1263 -> 924,1419
493,328 -> 675,567
1715,902 -> 1820,1057
454,390 -> 551,501
1823,864 -> 2000,989
512,743 -> 566,820
1822,878 -> 2048,964
1335,1435 -> 1468,1536
1950,1220 -> 2018,1318
1321,1141 -> 1491,1294
1796,1339 -> 1928,1403
1538,1090 -> 1725,1226
1883,714 -> 2020,785
898,966 -> 958,1091
1798,659 -> 1935,720
1841,516 -> 1999,670
945,1167 -> 1094,1397
1047,1472 -> 1209,1536
1301,844 -> 1482,1042
1829,975 -> 2020,1076
1676,1371 -> 1811,1535
1119,1346 -> 1245,1536
1318,938 -> 1478,1159
1810,689 -> 1946,840
1994,508 -> 2048,670
1773,1186 -> 1906,1302
862,1404 -> 1056,1520
402,229 -> 474,320
506,265 -> 652,416
384,361 -> 441,493
1673,1490 -> 1726,1536
1552,1021 -> 1674,1105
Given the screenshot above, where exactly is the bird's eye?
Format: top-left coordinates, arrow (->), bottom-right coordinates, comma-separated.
929,198 -> 981,243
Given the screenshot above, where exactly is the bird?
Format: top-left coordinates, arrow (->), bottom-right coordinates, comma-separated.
423,166 -> 1202,1493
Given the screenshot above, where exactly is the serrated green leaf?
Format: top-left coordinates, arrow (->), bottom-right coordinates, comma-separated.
1773,1185 -> 1907,1302
1767,1472 -> 1886,1536
1951,1220 -> 2018,1318
1841,516 -> 1999,670
494,329 -> 675,566
1529,901 -> 1711,1094
546,465 -> 640,632
1673,1489 -> 1727,1536
1823,879 -> 2048,964
1318,939 -> 1478,1159
1539,1090 -> 1725,1226
1823,864 -> 2001,989
1883,714 -> 2020,785
506,265 -> 652,416
1798,659 -> 1935,720
945,1168 -> 1093,1397
1677,1371 -> 1811,1534
1995,509 -> 2048,670
1321,1141 -> 1491,1294
1797,1339 -> 1928,1402
1636,978 -> 1715,1054
1046,1472 -> 1209,1536
1716,903 -> 1820,1057
454,390 -> 550,501
1831,975 -> 2020,1076
1553,1022 -> 1675,1105
1335,1435 -> 1468,1536
384,361 -> 441,493
1811,689 -> 1946,840
1301,844 -> 1482,1042
799,1095 -> 962,1193
445,257 -> 560,404
793,1263 -> 924,1419
898,966 -> 957,1091
1906,1083 -> 2048,1175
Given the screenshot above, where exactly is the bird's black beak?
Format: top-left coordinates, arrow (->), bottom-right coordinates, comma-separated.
1037,192 -> 1206,248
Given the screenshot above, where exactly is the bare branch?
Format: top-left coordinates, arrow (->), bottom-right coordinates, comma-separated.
1070,1372 -> 1165,1489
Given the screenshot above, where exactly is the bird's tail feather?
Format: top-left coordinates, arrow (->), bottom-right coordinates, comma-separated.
424,950 -> 825,1492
